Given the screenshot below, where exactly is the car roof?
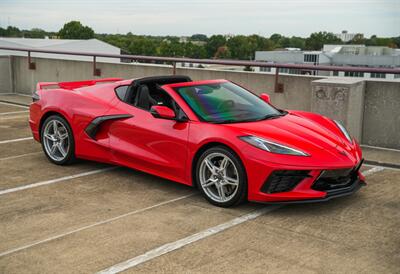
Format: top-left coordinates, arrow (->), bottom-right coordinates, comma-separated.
131,75 -> 192,87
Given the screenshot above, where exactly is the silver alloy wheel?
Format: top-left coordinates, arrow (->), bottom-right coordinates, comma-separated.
199,152 -> 240,203
43,119 -> 70,162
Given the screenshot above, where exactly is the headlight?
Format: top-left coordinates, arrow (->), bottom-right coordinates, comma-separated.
333,120 -> 353,144
239,136 -> 309,156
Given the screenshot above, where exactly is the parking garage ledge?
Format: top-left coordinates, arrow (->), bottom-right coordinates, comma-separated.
361,145 -> 400,169
0,93 -> 32,106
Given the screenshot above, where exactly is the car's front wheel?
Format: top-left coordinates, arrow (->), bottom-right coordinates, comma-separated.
41,115 -> 76,165
196,146 -> 247,207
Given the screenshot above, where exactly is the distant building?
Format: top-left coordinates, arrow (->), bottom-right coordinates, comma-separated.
179,36 -> 189,43
255,44 -> 400,80
224,34 -> 235,40
0,37 -> 123,63
335,30 -> 362,42
178,37 -> 206,46
191,40 -> 207,46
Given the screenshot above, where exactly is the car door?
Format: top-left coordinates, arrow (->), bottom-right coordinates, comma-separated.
108,99 -> 190,184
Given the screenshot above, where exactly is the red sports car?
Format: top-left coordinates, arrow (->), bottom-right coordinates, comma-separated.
29,75 -> 365,207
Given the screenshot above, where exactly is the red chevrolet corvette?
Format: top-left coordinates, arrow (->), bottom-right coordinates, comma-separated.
29,75 -> 365,207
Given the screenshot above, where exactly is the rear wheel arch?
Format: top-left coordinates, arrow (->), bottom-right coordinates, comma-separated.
40,113 -> 77,165
39,111 -> 71,140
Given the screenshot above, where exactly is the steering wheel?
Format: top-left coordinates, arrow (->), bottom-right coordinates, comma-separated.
217,100 -> 235,111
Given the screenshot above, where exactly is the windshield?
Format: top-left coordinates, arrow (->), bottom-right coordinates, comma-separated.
174,82 -> 283,123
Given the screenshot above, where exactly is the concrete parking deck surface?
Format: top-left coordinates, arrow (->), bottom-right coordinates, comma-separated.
0,99 -> 399,273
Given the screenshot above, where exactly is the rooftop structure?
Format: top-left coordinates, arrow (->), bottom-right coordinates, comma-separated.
255,45 -> 400,79
0,37 -> 122,63
335,30 -> 362,42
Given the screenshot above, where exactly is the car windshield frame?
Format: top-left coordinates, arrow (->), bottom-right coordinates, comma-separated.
173,81 -> 284,124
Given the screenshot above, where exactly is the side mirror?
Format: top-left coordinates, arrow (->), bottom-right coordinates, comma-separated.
260,93 -> 271,104
150,105 -> 176,120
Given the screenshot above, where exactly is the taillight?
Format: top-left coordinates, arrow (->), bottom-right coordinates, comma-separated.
32,91 -> 40,102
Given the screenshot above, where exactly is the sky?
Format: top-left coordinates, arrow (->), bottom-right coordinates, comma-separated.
0,0 -> 399,37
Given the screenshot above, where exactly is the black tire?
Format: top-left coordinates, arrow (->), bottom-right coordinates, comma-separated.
195,146 -> 247,207
40,115 -> 77,165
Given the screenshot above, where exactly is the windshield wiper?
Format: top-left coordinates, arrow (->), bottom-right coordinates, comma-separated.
211,119 -> 239,124
211,111 -> 288,124
255,111 -> 287,121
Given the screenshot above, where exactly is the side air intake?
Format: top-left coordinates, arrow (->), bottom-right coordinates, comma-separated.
261,170 -> 311,194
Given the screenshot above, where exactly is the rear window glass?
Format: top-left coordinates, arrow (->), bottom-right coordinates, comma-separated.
115,85 -> 128,101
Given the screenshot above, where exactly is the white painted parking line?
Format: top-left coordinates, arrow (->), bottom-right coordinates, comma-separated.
0,137 -> 33,144
97,166 -> 385,273
0,152 -> 42,161
0,110 -> 29,116
0,115 -> 29,120
97,205 -> 281,274
362,166 -> 386,176
0,167 -> 117,196
0,101 -> 29,109
0,194 -> 194,258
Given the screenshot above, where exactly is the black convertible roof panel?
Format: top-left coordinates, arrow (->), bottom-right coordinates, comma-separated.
131,75 -> 192,87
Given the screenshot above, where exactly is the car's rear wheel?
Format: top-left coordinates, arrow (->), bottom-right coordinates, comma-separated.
196,146 -> 247,207
41,115 -> 76,165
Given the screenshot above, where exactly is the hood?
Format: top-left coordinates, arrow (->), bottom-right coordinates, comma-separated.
225,111 -> 361,165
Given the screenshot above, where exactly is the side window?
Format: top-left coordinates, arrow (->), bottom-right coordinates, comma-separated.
115,85 -> 129,101
126,83 -> 188,119
149,87 -> 188,119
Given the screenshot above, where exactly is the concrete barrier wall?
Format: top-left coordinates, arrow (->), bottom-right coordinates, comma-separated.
11,57 -> 169,95
3,56 -> 400,149
0,56 -> 12,94
363,81 -> 400,149
11,56 -> 321,111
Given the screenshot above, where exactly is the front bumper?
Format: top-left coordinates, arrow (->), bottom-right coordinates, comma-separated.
257,178 -> 366,204
246,157 -> 365,204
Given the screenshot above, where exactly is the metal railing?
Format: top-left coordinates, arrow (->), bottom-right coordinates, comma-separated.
1,45 -> 400,93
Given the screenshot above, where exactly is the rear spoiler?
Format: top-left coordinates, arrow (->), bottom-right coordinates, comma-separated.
36,78 -> 123,91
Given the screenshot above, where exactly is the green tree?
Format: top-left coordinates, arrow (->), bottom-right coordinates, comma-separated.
128,36 -> 158,55
305,31 -> 342,50
226,35 -> 270,60
215,46 -> 231,59
393,37 -> 400,48
0,27 -> 6,36
289,36 -> 306,49
227,35 -> 260,59
270,33 -> 283,45
184,42 -> 207,58
58,21 -> 94,39
366,35 -> 397,47
227,35 -> 247,59
248,34 -> 273,51
260,38 -> 275,51
24,28 -> 46,38
5,26 -> 21,37
190,34 -> 208,41
206,35 -> 227,58
159,41 -> 184,57
348,33 -> 365,45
